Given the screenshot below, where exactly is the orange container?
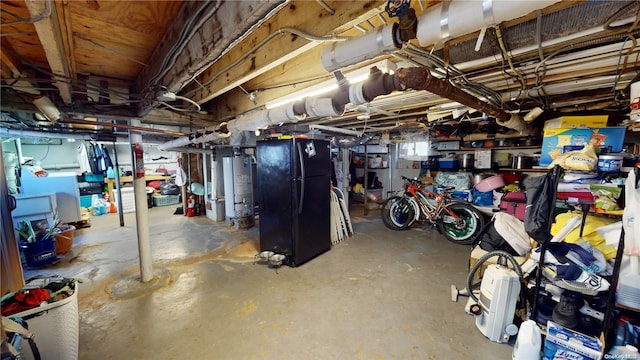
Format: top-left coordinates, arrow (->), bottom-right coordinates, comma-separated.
54,225 -> 75,254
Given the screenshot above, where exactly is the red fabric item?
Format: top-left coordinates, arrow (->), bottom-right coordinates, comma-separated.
1,288 -> 51,316
148,180 -> 162,190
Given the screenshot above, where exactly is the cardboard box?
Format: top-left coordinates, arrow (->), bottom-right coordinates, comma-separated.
542,321 -> 602,360
539,127 -> 626,166
544,115 -> 608,129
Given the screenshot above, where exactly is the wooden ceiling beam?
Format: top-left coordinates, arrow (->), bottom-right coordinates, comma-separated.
188,1 -> 385,107
24,0 -> 73,104
133,1 -> 284,117
0,38 -> 40,95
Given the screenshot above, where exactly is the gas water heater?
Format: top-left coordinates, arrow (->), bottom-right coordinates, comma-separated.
222,153 -> 254,229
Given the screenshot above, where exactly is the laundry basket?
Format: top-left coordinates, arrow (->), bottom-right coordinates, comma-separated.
12,282 -> 79,360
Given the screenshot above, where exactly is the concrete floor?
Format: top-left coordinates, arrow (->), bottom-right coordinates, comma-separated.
23,204 -> 514,359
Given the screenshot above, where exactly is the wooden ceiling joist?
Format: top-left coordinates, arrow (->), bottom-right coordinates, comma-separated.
187,1 -> 385,108
133,1 -> 284,117
0,38 -> 40,95
24,0 -> 73,104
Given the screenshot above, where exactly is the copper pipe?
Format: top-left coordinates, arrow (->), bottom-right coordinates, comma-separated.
61,118 -> 188,136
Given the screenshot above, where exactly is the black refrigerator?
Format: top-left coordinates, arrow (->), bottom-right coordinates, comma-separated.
256,138 -> 331,267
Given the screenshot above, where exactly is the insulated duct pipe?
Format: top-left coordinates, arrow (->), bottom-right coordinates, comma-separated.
415,0 -> 559,46
321,23 -> 401,72
158,65 -> 520,148
320,1 -> 558,72
226,102 -> 300,133
0,127 -> 96,140
157,136 -> 193,151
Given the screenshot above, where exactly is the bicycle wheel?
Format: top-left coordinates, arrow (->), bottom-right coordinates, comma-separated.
437,203 -> 485,244
381,196 -> 416,230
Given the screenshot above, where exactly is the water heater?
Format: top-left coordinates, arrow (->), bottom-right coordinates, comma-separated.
222,153 -> 254,229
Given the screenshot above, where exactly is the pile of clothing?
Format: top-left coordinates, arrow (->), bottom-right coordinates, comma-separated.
1,277 -> 78,316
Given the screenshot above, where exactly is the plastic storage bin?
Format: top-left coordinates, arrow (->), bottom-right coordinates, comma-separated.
153,194 -> 180,206
114,187 -> 135,213
14,284 -> 79,360
20,236 -> 57,267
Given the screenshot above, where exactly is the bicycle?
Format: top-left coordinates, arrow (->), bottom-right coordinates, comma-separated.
380,176 -> 485,244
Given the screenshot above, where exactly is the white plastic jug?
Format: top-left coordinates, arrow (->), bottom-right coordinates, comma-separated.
607,345 -> 639,359
512,320 -> 542,360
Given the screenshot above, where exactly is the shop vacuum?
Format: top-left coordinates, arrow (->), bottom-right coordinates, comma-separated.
465,250 -> 525,343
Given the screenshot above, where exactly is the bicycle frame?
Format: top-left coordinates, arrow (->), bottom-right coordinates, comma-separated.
403,181 -> 462,224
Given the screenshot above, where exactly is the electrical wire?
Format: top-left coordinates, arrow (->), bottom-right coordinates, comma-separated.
612,35 -> 632,100
174,95 -> 201,112
535,9 -> 550,108
183,27 -> 350,98
13,62 -> 141,101
494,25 -> 527,102
147,1 -> 220,89
0,0 -> 51,26
604,1 -> 640,31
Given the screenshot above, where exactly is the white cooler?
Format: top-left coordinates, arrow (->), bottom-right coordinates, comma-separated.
13,284 -> 79,360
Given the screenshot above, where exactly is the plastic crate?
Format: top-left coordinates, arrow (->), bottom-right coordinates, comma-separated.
114,187 -> 135,213
153,194 -> 180,206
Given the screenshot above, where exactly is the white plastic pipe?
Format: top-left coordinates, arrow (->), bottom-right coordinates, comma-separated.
321,23 -> 399,72
416,0 -> 559,47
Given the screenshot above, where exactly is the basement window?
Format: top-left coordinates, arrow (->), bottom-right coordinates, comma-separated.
399,141 -> 431,160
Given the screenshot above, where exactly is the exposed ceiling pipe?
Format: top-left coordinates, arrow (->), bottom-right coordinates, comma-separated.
415,0 -> 559,47
309,124 -> 361,136
0,127 -> 100,140
60,118 -> 188,136
331,133 -> 376,149
393,67 -> 510,121
158,63 -> 532,150
319,0 -> 559,73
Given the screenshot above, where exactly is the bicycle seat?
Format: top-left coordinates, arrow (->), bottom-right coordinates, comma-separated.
444,186 -> 456,192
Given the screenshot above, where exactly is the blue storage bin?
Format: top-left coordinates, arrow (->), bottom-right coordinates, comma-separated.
80,195 -> 92,209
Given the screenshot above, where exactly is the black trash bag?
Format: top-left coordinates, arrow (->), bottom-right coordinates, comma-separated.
523,166 -> 560,244
159,181 -> 180,195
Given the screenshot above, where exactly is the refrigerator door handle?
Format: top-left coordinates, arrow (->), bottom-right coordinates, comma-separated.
296,142 -> 305,214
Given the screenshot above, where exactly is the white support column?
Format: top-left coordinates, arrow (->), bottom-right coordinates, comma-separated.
129,120 -> 153,282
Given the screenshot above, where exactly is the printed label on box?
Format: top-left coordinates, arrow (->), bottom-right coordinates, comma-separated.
540,128 -> 626,167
